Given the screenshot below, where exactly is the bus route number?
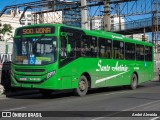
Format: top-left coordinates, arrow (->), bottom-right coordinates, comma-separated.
23,28 -> 51,34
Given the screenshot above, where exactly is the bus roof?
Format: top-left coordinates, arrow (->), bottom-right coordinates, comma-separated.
16,24 -> 153,46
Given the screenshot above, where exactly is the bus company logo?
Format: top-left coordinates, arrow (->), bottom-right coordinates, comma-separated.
2,112 -> 42,118
95,60 -> 129,84
96,60 -> 128,72
2,112 -> 11,117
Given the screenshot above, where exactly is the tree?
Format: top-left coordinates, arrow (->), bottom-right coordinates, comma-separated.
0,24 -> 13,41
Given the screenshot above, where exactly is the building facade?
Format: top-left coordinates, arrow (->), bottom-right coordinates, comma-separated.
87,15 -> 125,31
0,14 -> 22,41
126,34 -> 149,42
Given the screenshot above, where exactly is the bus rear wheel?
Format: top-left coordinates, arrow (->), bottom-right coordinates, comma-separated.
75,75 -> 88,96
39,89 -> 53,97
130,73 -> 138,90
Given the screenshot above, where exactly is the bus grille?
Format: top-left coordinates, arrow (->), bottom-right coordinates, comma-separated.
15,69 -> 45,72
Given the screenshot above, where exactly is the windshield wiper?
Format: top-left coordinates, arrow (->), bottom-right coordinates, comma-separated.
33,34 -> 45,48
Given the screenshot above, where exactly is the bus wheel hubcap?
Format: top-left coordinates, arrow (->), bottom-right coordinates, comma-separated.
79,80 -> 86,91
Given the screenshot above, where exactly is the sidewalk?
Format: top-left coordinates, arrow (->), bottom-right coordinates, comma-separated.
152,75 -> 160,82
0,85 -> 4,95
0,88 -> 38,97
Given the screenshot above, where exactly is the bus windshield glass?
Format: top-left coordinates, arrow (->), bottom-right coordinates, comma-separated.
12,36 -> 57,65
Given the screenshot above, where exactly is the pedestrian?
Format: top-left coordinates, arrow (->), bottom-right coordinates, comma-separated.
158,68 -> 160,81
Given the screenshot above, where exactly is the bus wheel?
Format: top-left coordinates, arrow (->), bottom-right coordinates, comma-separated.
130,73 -> 138,90
39,89 -> 53,97
75,75 -> 88,96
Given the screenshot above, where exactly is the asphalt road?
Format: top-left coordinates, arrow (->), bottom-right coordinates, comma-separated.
0,81 -> 160,120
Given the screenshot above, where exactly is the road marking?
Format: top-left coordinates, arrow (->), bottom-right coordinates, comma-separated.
91,117 -> 104,120
150,117 -> 160,120
91,99 -> 160,120
3,107 -> 26,111
122,99 -> 160,111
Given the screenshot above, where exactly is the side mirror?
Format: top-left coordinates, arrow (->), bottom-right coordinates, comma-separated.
67,44 -> 71,53
60,32 -> 68,40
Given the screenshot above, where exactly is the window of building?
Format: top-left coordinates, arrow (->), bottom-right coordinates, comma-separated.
145,46 -> 152,61
27,14 -> 31,17
113,40 -> 124,59
28,23 -> 31,25
125,42 -> 135,60
136,44 -> 144,61
111,20 -> 114,23
99,38 -> 112,59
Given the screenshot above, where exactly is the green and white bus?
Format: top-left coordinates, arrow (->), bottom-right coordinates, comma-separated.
11,24 -> 154,96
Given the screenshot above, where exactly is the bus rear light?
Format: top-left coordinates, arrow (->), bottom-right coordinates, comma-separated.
47,70 -> 56,79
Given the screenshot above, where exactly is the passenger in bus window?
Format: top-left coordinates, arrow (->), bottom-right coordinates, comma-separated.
60,37 -> 67,58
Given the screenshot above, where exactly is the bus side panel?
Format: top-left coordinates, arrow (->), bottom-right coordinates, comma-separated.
77,58 -> 107,88
89,59 -> 131,88
58,59 -> 80,89
146,62 -> 154,81
140,61 -> 154,83
61,76 -> 72,89
105,60 -> 131,87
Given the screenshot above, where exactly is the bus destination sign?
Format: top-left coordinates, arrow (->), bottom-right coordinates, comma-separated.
16,26 -> 55,35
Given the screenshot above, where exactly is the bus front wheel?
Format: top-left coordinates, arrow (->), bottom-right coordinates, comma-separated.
130,73 -> 138,90
75,75 -> 88,96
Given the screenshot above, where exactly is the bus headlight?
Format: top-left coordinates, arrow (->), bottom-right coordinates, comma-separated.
47,70 -> 56,79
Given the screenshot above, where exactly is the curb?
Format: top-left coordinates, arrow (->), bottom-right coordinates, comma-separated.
0,85 -> 4,95
0,89 -> 39,98
152,79 -> 160,82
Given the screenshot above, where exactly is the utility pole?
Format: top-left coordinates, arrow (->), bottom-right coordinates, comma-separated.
143,27 -> 146,42
39,14 -> 44,24
104,0 -> 110,31
152,0 -> 159,53
90,19 -> 92,30
118,3 -> 121,31
81,0 -> 88,29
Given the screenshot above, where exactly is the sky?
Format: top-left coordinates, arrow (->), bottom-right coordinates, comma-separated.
0,0 -> 36,11
0,0 -> 156,41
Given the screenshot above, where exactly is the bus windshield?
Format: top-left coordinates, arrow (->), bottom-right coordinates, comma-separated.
12,36 -> 57,65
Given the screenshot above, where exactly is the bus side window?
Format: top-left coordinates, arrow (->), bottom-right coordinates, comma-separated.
106,39 -> 112,58
125,42 -> 135,60
98,38 -> 105,58
90,37 -> 98,57
136,44 -> 144,61
145,46 -> 152,61
60,36 -> 67,58
98,38 -> 112,59
113,40 -> 124,59
81,35 -> 90,57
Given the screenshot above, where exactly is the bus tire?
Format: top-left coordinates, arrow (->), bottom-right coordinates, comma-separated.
130,73 -> 138,90
39,89 -> 53,97
75,75 -> 88,96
